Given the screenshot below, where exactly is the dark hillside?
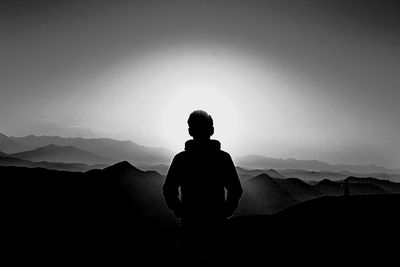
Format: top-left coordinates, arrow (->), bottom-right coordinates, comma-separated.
1,164 -> 177,265
2,164 -> 399,265
230,194 -> 400,265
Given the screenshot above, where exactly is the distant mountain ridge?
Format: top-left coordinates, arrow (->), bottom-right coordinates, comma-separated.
236,154 -> 400,174
0,132 -> 172,165
2,132 -> 399,174
235,167 -> 286,182
0,133 -> 31,154
0,154 -> 106,172
10,144 -> 116,165
144,163 -> 400,183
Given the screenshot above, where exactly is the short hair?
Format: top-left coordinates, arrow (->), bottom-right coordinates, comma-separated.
187,110 -> 214,136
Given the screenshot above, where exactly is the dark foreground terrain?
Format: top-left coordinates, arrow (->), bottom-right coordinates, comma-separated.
231,194 -> 400,265
1,164 -> 399,265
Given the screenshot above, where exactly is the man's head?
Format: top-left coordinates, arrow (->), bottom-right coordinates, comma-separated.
187,110 -> 214,140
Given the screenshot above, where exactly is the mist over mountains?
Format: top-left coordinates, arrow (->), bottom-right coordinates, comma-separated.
143,163 -> 400,183
0,154 -> 106,172
0,133 -> 31,154
10,144 -> 116,165
3,160 -> 399,219
235,154 -> 400,174
0,132 -> 172,166
1,132 -> 399,175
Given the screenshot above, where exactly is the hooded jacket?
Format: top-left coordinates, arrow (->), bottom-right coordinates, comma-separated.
163,139 -> 243,219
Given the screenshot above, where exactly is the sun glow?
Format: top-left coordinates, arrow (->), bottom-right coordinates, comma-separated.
161,86 -> 244,152
148,46 -> 258,153
88,44 -> 308,156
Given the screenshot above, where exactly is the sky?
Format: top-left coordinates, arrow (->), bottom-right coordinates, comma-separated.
1,0 -> 400,168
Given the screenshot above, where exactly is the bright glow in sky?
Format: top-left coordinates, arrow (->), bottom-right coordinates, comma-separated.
75,45 -> 302,155
69,45 -> 365,160
2,1 -> 400,168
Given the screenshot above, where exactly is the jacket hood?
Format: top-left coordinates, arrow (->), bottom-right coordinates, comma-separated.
185,139 -> 221,152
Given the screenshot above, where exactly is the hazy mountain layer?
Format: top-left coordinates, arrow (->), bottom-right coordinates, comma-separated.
237,174 -> 297,215
0,155 -> 106,172
236,154 -> 400,174
2,132 -> 399,174
10,144 -> 116,165
0,133 -> 31,153
143,163 -> 400,183
0,132 -> 172,166
2,159 -> 400,219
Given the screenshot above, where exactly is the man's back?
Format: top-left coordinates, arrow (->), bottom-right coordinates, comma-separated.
162,110 -> 243,264
163,139 -> 242,219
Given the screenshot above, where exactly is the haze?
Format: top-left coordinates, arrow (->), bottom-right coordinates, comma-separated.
1,0 -> 400,168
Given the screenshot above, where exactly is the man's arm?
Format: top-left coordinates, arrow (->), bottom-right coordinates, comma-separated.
224,154 -> 243,217
162,156 -> 182,217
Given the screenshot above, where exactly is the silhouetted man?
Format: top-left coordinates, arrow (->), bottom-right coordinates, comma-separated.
163,110 -> 243,265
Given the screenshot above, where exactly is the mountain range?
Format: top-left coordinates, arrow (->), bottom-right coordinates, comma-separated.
0,133 -> 31,154
236,173 -> 400,215
2,132 -> 399,174
235,154 -> 400,174
236,173 -> 297,215
3,159 -> 399,218
9,144 -> 116,165
0,132 -> 172,166
0,153 -> 106,172
142,163 -> 400,183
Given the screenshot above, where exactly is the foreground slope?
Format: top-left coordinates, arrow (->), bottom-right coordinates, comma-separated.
1,163 -> 175,265
230,194 -> 400,265
2,164 -> 399,265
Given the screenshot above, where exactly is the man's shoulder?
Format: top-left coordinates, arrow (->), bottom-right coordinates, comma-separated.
172,151 -> 186,161
217,150 -> 234,163
218,149 -> 231,157
172,149 -> 232,161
